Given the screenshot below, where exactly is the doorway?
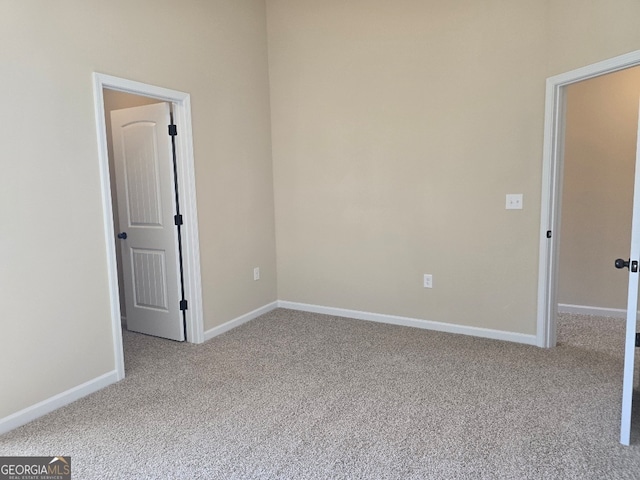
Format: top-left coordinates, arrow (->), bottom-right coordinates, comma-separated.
92,73 -> 205,380
537,50 -> 640,349
556,67 -> 640,318
537,50 -> 640,445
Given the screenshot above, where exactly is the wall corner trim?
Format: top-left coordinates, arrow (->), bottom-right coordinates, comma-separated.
0,371 -> 119,436
278,301 -> 538,346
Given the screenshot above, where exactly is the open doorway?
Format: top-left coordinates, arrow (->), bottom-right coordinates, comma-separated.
108,98 -> 189,341
537,50 -> 640,445
537,50 -> 640,349
557,67 -> 640,318
92,74 -> 205,380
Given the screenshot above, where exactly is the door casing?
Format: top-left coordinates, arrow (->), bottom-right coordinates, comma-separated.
92,73 -> 204,380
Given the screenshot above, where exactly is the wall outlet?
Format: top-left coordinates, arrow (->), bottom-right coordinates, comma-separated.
423,274 -> 433,288
253,267 -> 260,281
506,194 -> 523,210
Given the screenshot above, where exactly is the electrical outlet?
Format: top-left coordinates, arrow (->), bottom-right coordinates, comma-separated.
506,194 -> 523,210
423,274 -> 433,288
253,267 -> 260,281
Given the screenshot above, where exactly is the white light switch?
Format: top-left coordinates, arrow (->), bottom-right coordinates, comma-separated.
506,194 -> 523,210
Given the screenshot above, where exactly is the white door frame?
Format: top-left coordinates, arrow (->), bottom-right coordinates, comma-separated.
92,73 -> 205,380
537,50 -> 640,348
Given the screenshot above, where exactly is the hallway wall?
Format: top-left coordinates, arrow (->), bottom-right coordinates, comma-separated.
558,67 -> 640,310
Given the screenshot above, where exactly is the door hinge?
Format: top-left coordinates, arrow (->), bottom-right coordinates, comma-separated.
168,124 -> 177,136
174,214 -> 183,226
180,299 -> 188,311
636,333 -> 640,347
546,230 -> 552,238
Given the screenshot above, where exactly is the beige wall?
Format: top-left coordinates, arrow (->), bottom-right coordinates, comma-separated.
558,67 -> 640,309
267,0 -> 547,332
0,1 -> 276,419
545,0 -> 640,76
266,0 -> 640,334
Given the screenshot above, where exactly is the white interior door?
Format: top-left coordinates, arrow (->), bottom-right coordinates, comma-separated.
111,103 -> 185,341
619,99 -> 640,445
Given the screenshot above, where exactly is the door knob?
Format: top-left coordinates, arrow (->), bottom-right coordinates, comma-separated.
615,258 -> 639,272
615,258 -> 630,269
117,232 -> 128,240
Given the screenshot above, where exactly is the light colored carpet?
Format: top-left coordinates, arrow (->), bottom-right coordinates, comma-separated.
2,310 -> 640,479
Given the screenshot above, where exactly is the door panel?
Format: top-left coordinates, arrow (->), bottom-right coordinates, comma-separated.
123,122 -> 163,226
111,103 -> 184,341
620,99 -> 640,445
131,248 -> 168,311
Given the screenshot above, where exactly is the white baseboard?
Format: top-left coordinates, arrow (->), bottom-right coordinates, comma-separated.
203,301 -> 279,342
278,301 -> 538,346
0,370 -> 119,436
558,303 -> 626,318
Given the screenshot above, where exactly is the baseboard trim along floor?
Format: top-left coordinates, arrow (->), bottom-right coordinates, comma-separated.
0,370 -> 118,436
203,301 -> 279,342
557,303 -> 626,318
278,301 -> 538,346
